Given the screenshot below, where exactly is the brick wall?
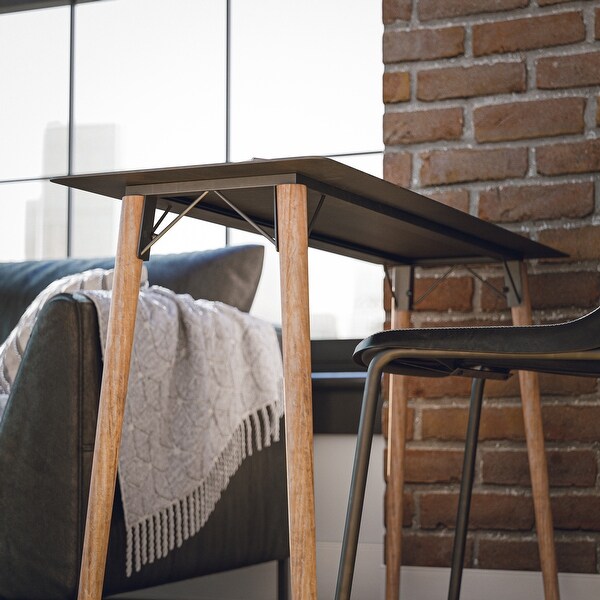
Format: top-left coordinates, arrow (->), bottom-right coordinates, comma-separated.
382,0 -> 600,574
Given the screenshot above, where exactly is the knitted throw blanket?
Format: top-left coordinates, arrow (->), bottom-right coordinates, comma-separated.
82,287 -> 284,576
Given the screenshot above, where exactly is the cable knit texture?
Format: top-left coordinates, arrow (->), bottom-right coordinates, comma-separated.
0,267 -> 148,400
83,287 -> 283,576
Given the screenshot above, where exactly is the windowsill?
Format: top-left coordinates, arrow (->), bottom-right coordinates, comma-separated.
311,339 -> 381,435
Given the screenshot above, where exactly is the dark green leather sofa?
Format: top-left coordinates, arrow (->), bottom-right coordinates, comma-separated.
0,246 -> 288,599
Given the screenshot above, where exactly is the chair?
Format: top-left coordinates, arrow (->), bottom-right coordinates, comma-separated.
0,247 -> 289,600
335,306 -> 600,600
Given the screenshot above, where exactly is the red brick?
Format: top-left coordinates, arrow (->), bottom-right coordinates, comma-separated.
418,0 -> 527,21
481,272 -> 600,311
478,537 -> 597,573
482,372 -> 597,399
481,448 -> 598,487
383,71 -> 410,104
404,448 -> 464,483
537,139 -> 600,176
474,97 -> 585,143
384,27 -> 465,63
539,226 -> 600,262
597,95 -> 600,126
413,275 -> 474,312
384,107 -> 463,145
478,182 -> 594,223
402,532 -> 474,568
473,12 -> 585,57
420,492 -> 534,530
409,376 -> 472,399
420,147 -> 527,185
422,406 -> 525,441
428,189 -> 470,213
384,152 -> 412,187
537,52 -> 600,89
552,494 -> 600,530
383,0 -> 412,23
488,372 -> 597,399
417,61 -> 526,101
543,406 -> 600,443
407,363 -> 595,401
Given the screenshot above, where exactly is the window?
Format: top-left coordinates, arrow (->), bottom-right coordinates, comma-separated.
0,0 -> 384,338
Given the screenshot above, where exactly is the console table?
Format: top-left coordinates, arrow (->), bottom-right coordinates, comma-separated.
53,157 -> 563,600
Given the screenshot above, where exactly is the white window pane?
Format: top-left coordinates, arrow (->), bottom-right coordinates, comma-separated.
333,152 -> 383,178
228,231 -> 281,326
230,0 -> 383,161
308,250 -> 384,339
70,192 -> 226,258
74,0 -> 226,173
149,217 -> 226,255
70,189 -> 121,257
0,7 -> 70,180
0,180 -> 67,261
229,154 -> 386,339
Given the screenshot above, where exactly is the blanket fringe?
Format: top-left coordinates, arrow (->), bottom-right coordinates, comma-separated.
126,403 -> 282,577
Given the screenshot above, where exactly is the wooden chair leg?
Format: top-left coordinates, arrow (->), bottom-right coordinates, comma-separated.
385,309 -> 411,600
511,263 -> 560,600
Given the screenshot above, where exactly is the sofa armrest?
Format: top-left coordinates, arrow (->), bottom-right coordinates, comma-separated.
0,292 -> 289,599
0,294 -> 101,599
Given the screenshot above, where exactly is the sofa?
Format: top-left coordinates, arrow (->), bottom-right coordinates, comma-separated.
0,245 -> 289,599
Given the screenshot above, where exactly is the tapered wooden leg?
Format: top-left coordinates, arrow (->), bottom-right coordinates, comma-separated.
510,262 -> 560,600
385,308 -> 410,600
78,195 -> 145,600
276,184 -> 317,600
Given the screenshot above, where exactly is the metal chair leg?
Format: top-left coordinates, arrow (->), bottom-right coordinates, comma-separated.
335,352 -> 390,600
448,377 -> 486,600
277,558 -> 289,600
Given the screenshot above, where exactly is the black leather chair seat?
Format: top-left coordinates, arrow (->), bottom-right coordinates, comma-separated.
355,306 -> 600,378
337,304 -> 600,600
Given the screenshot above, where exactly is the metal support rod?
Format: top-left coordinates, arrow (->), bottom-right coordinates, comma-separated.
151,204 -> 172,235
213,190 -> 277,246
503,260 -> 524,307
139,191 -> 209,257
448,377 -> 486,600
465,265 -> 509,301
308,194 -> 326,237
336,352 -> 389,600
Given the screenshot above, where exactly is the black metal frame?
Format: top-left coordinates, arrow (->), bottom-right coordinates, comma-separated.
334,350 -> 488,600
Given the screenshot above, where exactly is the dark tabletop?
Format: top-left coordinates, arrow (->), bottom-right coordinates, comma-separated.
52,157 -> 564,266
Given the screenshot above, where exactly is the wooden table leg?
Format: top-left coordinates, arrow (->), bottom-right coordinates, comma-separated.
510,262 -> 560,600
276,184 -> 318,600
78,195 -> 145,600
385,308 -> 410,600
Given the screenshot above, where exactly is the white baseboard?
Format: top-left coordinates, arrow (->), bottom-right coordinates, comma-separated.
317,542 -> 600,600
111,541 -> 600,600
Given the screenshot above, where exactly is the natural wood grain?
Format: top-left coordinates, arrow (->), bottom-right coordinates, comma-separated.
511,262 -> 560,600
78,195 -> 145,600
385,306 -> 411,600
276,184 -> 318,600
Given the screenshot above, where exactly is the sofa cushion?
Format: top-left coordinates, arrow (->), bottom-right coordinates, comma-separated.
0,245 -> 264,345
0,267 -> 149,397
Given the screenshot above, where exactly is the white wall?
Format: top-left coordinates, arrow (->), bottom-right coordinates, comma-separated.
112,434 -> 600,599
